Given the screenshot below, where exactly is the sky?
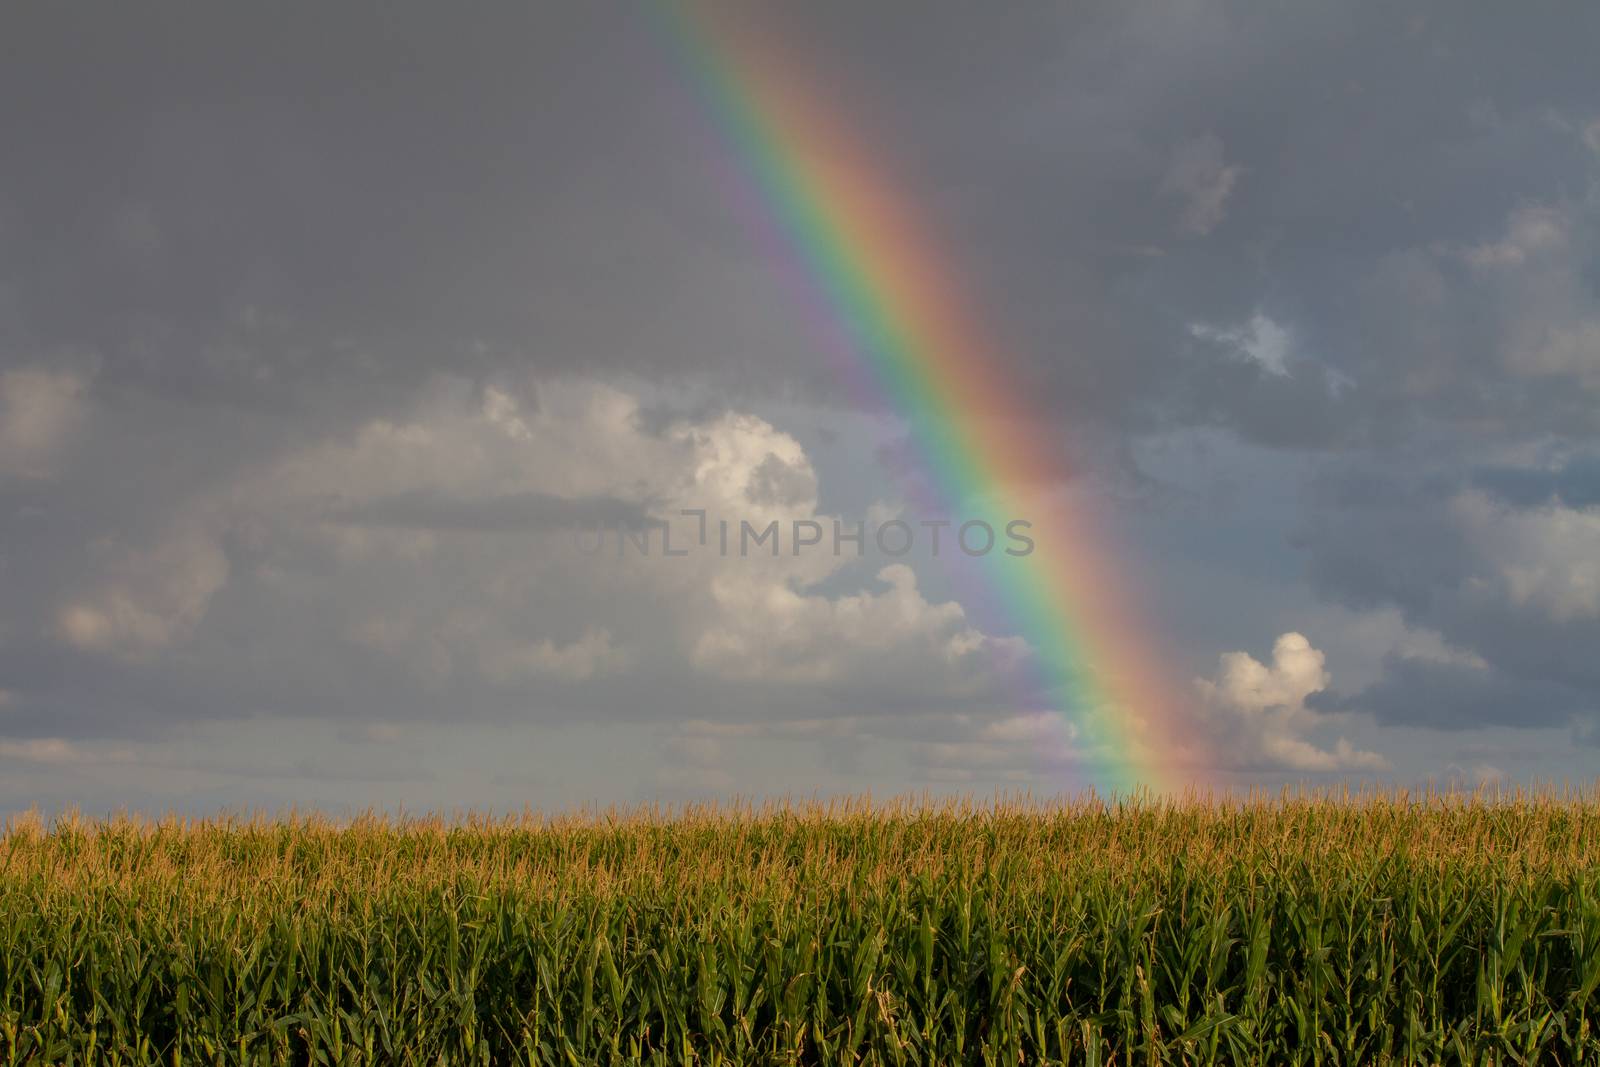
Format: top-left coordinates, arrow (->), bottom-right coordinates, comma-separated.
2,2 -> 1598,814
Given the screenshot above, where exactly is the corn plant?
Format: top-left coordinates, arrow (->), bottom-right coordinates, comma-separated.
1,788 -> 1598,1064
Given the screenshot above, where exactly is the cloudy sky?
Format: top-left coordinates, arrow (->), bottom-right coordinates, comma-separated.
3,2 -> 1598,814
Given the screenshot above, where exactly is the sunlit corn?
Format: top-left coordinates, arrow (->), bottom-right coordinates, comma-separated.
2,786 -> 1598,1064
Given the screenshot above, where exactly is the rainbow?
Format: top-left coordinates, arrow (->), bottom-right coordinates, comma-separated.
651,4 -> 1205,793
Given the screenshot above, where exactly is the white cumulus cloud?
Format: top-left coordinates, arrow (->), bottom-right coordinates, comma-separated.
1196,632 -> 1388,773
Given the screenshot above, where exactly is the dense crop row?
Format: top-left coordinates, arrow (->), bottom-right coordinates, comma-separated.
2,790 -> 1599,1064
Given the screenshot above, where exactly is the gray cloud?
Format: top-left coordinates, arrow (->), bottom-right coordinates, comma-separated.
1313,653 -> 1594,733
0,379 -> 1040,753
5,2 -> 1596,450
3,1 -> 1600,806
325,490 -> 652,533
1297,460 -> 1600,736
1161,134 -> 1243,237
1474,454 -> 1600,511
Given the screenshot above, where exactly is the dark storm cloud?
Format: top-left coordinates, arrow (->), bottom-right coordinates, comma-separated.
769,2 -> 1600,447
1293,465 -> 1470,618
1312,654 -> 1595,733
1474,454 -> 1600,511
5,2 -> 1597,442
1297,458 -> 1600,736
0,2 -> 843,413
3,0 -> 1600,768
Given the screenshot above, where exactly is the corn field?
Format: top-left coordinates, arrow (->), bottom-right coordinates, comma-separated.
3,789 -> 1599,1065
